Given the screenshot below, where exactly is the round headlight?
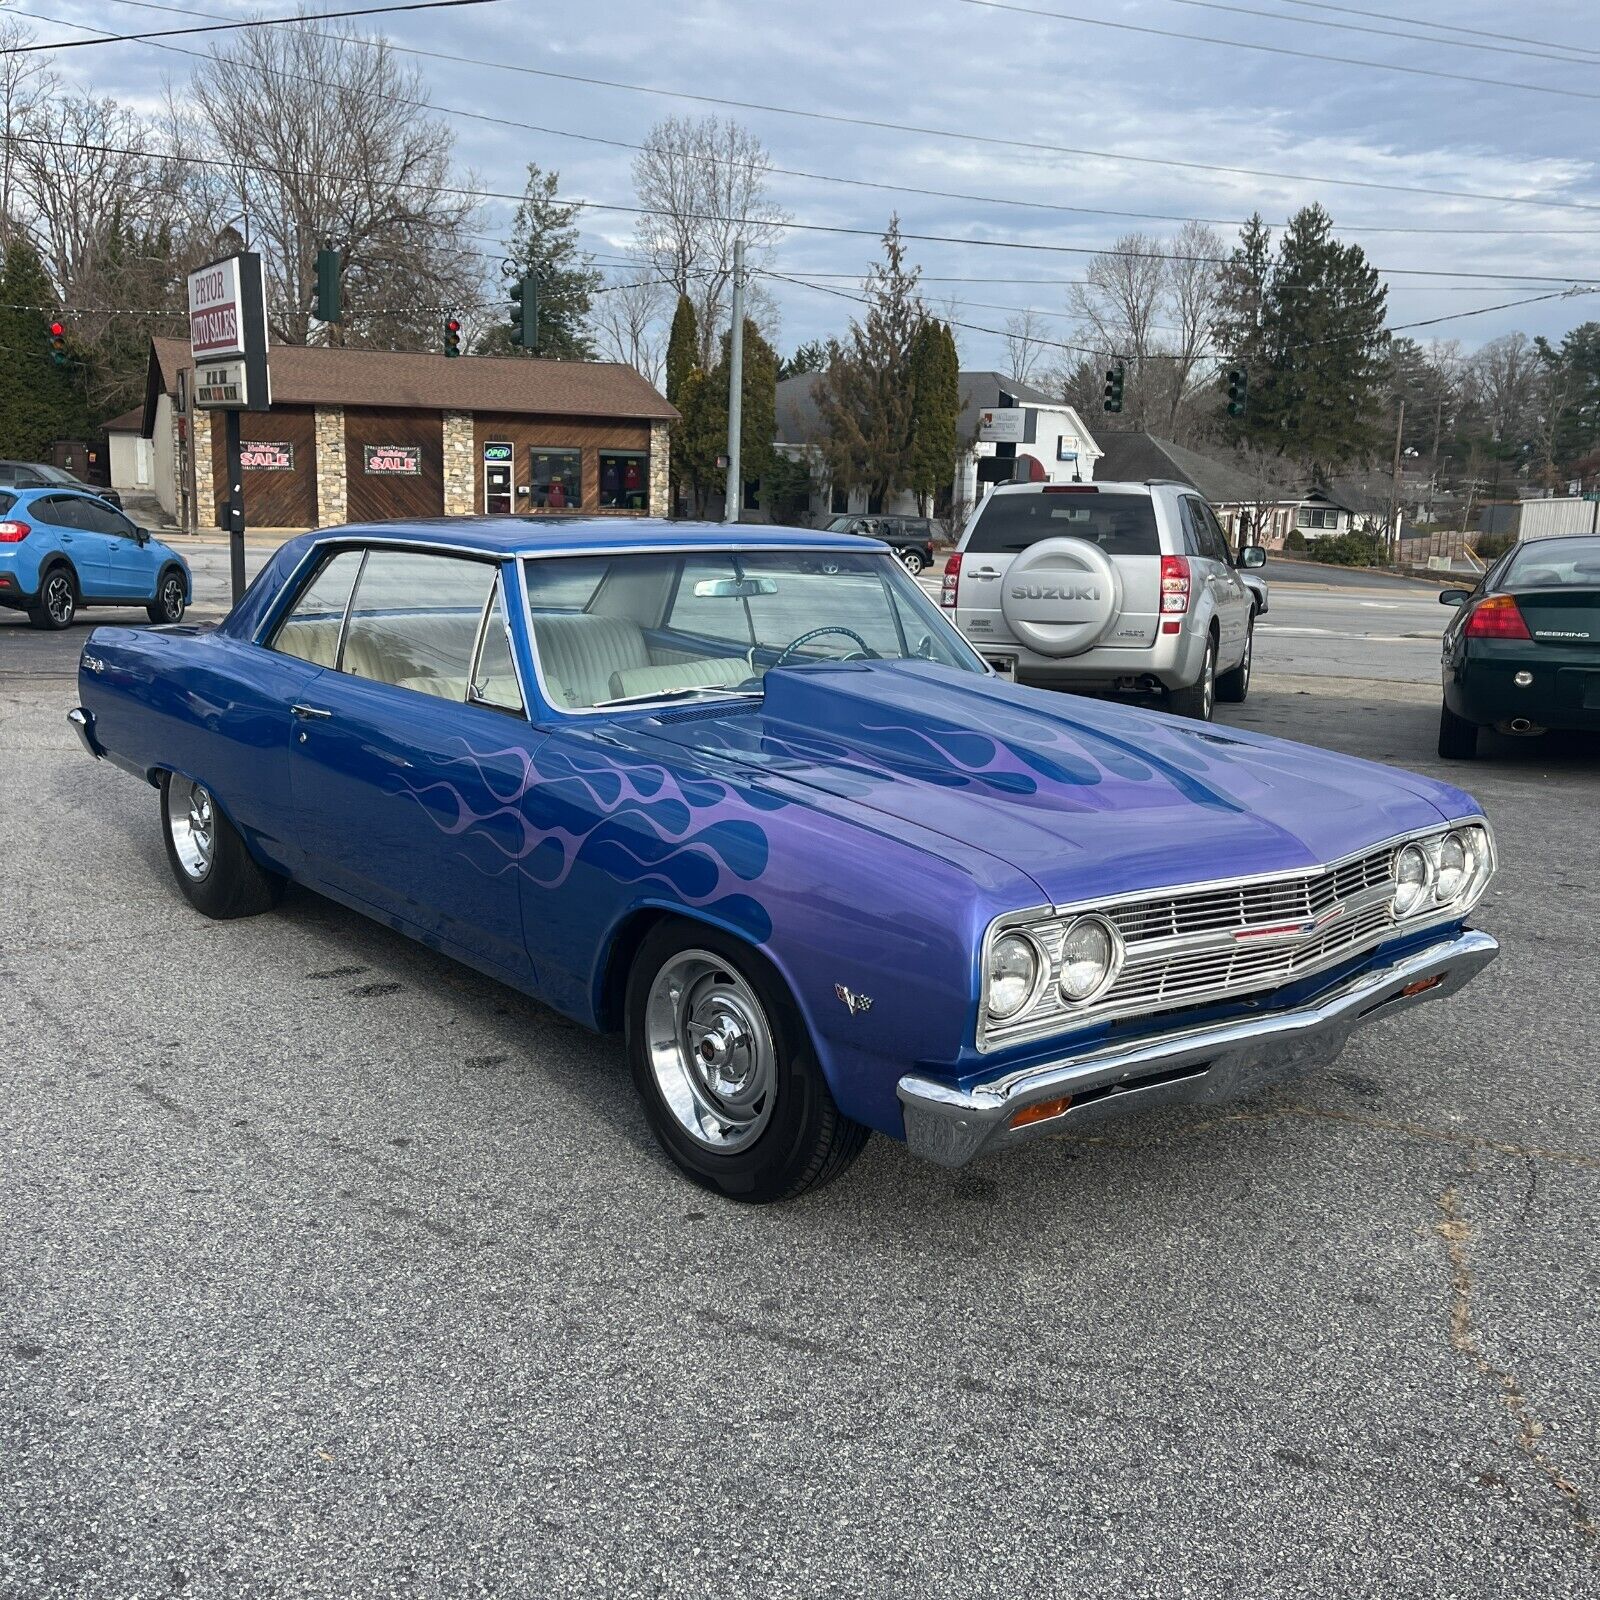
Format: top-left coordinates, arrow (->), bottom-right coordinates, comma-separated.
1393,842 -> 1432,917
1435,832 -> 1470,902
987,932 -> 1041,1020
1059,916 -> 1120,1003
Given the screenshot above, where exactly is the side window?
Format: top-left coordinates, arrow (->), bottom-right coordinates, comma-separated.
468,576 -> 525,715
271,548 -> 365,667
1197,502 -> 1232,564
76,499 -> 131,536
341,549 -> 497,700
1177,499 -> 1206,559
45,496 -> 91,530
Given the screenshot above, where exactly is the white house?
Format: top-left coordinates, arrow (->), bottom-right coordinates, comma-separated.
104,406 -> 154,495
773,370 -> 1103,527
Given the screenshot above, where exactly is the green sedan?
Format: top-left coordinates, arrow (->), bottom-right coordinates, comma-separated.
1438,533 -> 1600,759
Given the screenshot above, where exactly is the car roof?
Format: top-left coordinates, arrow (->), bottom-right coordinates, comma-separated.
298,515 -> 873,558
986,479 -> 1161,497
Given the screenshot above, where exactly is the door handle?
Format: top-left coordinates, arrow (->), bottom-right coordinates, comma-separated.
970,567 -> 999,578
291,704 -> 332,720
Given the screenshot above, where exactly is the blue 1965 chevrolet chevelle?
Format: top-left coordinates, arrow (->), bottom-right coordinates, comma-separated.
70,518 -> 1499,1201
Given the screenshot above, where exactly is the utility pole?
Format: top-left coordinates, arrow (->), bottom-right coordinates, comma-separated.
1387,397 -> 1405,568
723,239 -> 744,523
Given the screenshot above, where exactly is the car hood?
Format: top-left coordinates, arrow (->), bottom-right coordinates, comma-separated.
628,662 -> 1477,909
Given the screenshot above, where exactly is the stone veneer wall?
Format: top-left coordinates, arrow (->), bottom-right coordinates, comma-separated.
443,411 -> 475,515
190,405 -> 216,528
648,420 -> 670,518
314,406 -> 347,526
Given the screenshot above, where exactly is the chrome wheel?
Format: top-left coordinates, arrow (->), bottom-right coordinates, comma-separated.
166,777 -> 215,881
44,572 -> 74,626
1239,627 -> 1252,692
159,574 -> 185,620
1201,643 -> 1216,719
644,949 -> 777,1153
900,549 -> 926,576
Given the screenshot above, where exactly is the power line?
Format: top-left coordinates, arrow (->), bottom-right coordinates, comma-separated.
3,0 -> 497,53
1266,0 -> 1600,60
1151,0 -> 1586,67
957,0 -> 1600,103
71,0 -> 1600,242
34,0 -> 1600,217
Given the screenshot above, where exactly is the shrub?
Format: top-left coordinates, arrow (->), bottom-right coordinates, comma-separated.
1473,532 -> 1515,562
1308,532 -> 1389,567
1283,528 -> 1308,552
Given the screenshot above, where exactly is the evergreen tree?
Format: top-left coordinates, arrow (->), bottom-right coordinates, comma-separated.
0,240 -> 86,458
671,319 -> 779,516
1253,205 -> 1389,469
1536,322 -> 1600,473
479,164 -> 600,359
908,320 -> 959,514
777,338 -> 827,380
816,217 -> 924,509
665,294 -> 698,407
1211,212 -> 1272,446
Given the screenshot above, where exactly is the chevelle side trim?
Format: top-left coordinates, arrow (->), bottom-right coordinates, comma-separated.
899,927 -> 1499,1166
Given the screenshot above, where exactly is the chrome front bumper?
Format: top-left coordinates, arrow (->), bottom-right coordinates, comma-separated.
897,928 -> 1499,1167
67,706 -> 101,759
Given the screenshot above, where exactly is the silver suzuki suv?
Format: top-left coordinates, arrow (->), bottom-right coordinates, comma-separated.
942,479 -> 1266,721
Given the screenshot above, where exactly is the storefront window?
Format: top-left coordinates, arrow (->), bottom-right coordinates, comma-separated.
598,450 -> 649,511
529,448 -> 580,510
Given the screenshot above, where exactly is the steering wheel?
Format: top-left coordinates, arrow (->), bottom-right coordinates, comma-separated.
773,626 -> 877,667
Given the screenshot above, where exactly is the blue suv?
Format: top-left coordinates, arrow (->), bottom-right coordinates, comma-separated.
0,487 -> 190,630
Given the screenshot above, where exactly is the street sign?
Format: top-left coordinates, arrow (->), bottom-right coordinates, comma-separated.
186,253 -> 270,413
978,407 -> 1026,443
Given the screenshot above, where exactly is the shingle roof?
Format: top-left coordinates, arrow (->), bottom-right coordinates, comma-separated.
103,405 -> 145,433
145,337 -> 675,432
1094,431 -> 1290,505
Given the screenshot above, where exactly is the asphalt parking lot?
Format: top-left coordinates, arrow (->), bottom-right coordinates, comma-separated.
2,552 -> 1598,1597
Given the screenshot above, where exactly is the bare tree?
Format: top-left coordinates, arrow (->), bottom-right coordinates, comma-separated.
0,14 -> 56,247
588,259 -> 667,387
631,115 -> 788,368
1002,308 -> 1048,385
190,25 -> 481,346
1161,221 -> 1222,439
1462,332 -> 1539,450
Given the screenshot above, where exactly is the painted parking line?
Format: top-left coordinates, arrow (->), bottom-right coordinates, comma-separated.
1258,624 -> 1438,644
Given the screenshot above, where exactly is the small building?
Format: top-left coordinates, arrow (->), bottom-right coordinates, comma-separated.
104,406 -> 153,494
142,338 -> 675,532
773,370 -> 1102,527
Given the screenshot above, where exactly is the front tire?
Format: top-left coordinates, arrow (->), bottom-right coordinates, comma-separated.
161,773 -> 284,918
625,918 -> 869,1203
1437,699 -> 1480,760
1168,632 -> 1217,721
29,566 -> 77,630
1216,620 -> 1253,703
147,568 -> 187,624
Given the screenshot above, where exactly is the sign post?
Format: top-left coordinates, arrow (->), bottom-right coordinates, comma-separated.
186,253 -> 271,603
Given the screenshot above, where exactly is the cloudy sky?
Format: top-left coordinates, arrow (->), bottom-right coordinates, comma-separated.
16,0 -> 1600,368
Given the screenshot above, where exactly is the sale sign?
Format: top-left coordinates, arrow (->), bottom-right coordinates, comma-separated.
240,442 -> 294,471
364,444 -> 421,475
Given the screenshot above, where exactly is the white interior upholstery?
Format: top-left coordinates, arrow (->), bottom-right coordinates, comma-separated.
529,613 -> 651,707
607,656 -> 748,701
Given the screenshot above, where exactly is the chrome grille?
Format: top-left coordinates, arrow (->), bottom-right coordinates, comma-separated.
983,842 -> 1404,1050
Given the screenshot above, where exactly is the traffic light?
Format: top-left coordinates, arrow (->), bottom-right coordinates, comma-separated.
312,246 -> 341,324
1102,362 -> 1124,414
49,319 -> 66,367
1226,366 -> 1248,417
508,272 -> 537,352
444,316 -> 461,357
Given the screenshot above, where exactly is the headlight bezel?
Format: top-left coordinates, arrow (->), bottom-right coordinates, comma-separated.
985,929 -> 1045,1021
1393,823 -> 1495,921
1057,914 -> 1125,1005
1392,841 -> 1433,918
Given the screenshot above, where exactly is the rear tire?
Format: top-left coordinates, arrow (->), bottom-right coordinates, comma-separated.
29,566 -> 77,630
147,567 -> 186,624
1216,620 -> 1253,704
899,549 -> 926,576
1168,632 -> 1217,721
625,917 -> 869,1203
1437,700 -> 1480,760
160,772 -> 284,918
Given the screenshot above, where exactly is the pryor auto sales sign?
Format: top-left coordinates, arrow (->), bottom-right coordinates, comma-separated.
187,258 -> 246,360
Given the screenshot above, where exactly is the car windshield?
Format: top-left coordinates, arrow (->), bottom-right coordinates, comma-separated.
1505,537 -> 1600,588
965,490 -> 1161,556
522,547 -> 983,711
35,465 -> 80,486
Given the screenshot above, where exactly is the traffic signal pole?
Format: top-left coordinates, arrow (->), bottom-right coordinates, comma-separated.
723,240 -> 745,524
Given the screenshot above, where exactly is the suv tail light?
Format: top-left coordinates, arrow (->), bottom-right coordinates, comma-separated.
1464,593 -> 1531,640
0,520 -> 31,542
941,551 -> 961,609
1160,554 -> 1191,615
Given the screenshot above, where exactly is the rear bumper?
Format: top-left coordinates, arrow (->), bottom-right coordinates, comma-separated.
1446,650 -> 1600,732
897,928 -> 1498,1167
973,626 -> 1208,693
67,706 -> 103,759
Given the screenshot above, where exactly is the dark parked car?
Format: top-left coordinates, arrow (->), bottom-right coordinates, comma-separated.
1438,533 -> 1600,758
824,514 -> 936,576
0,459 -> 122,510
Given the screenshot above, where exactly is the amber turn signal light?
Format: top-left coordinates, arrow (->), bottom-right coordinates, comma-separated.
1401,974 -> 1446,998
1009,1094 -> 1074,1130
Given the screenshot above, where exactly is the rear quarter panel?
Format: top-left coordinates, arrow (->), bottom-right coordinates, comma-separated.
79,625 -> 324,874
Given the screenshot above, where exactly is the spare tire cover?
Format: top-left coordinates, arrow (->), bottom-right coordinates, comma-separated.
998,537 -> 1123,657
